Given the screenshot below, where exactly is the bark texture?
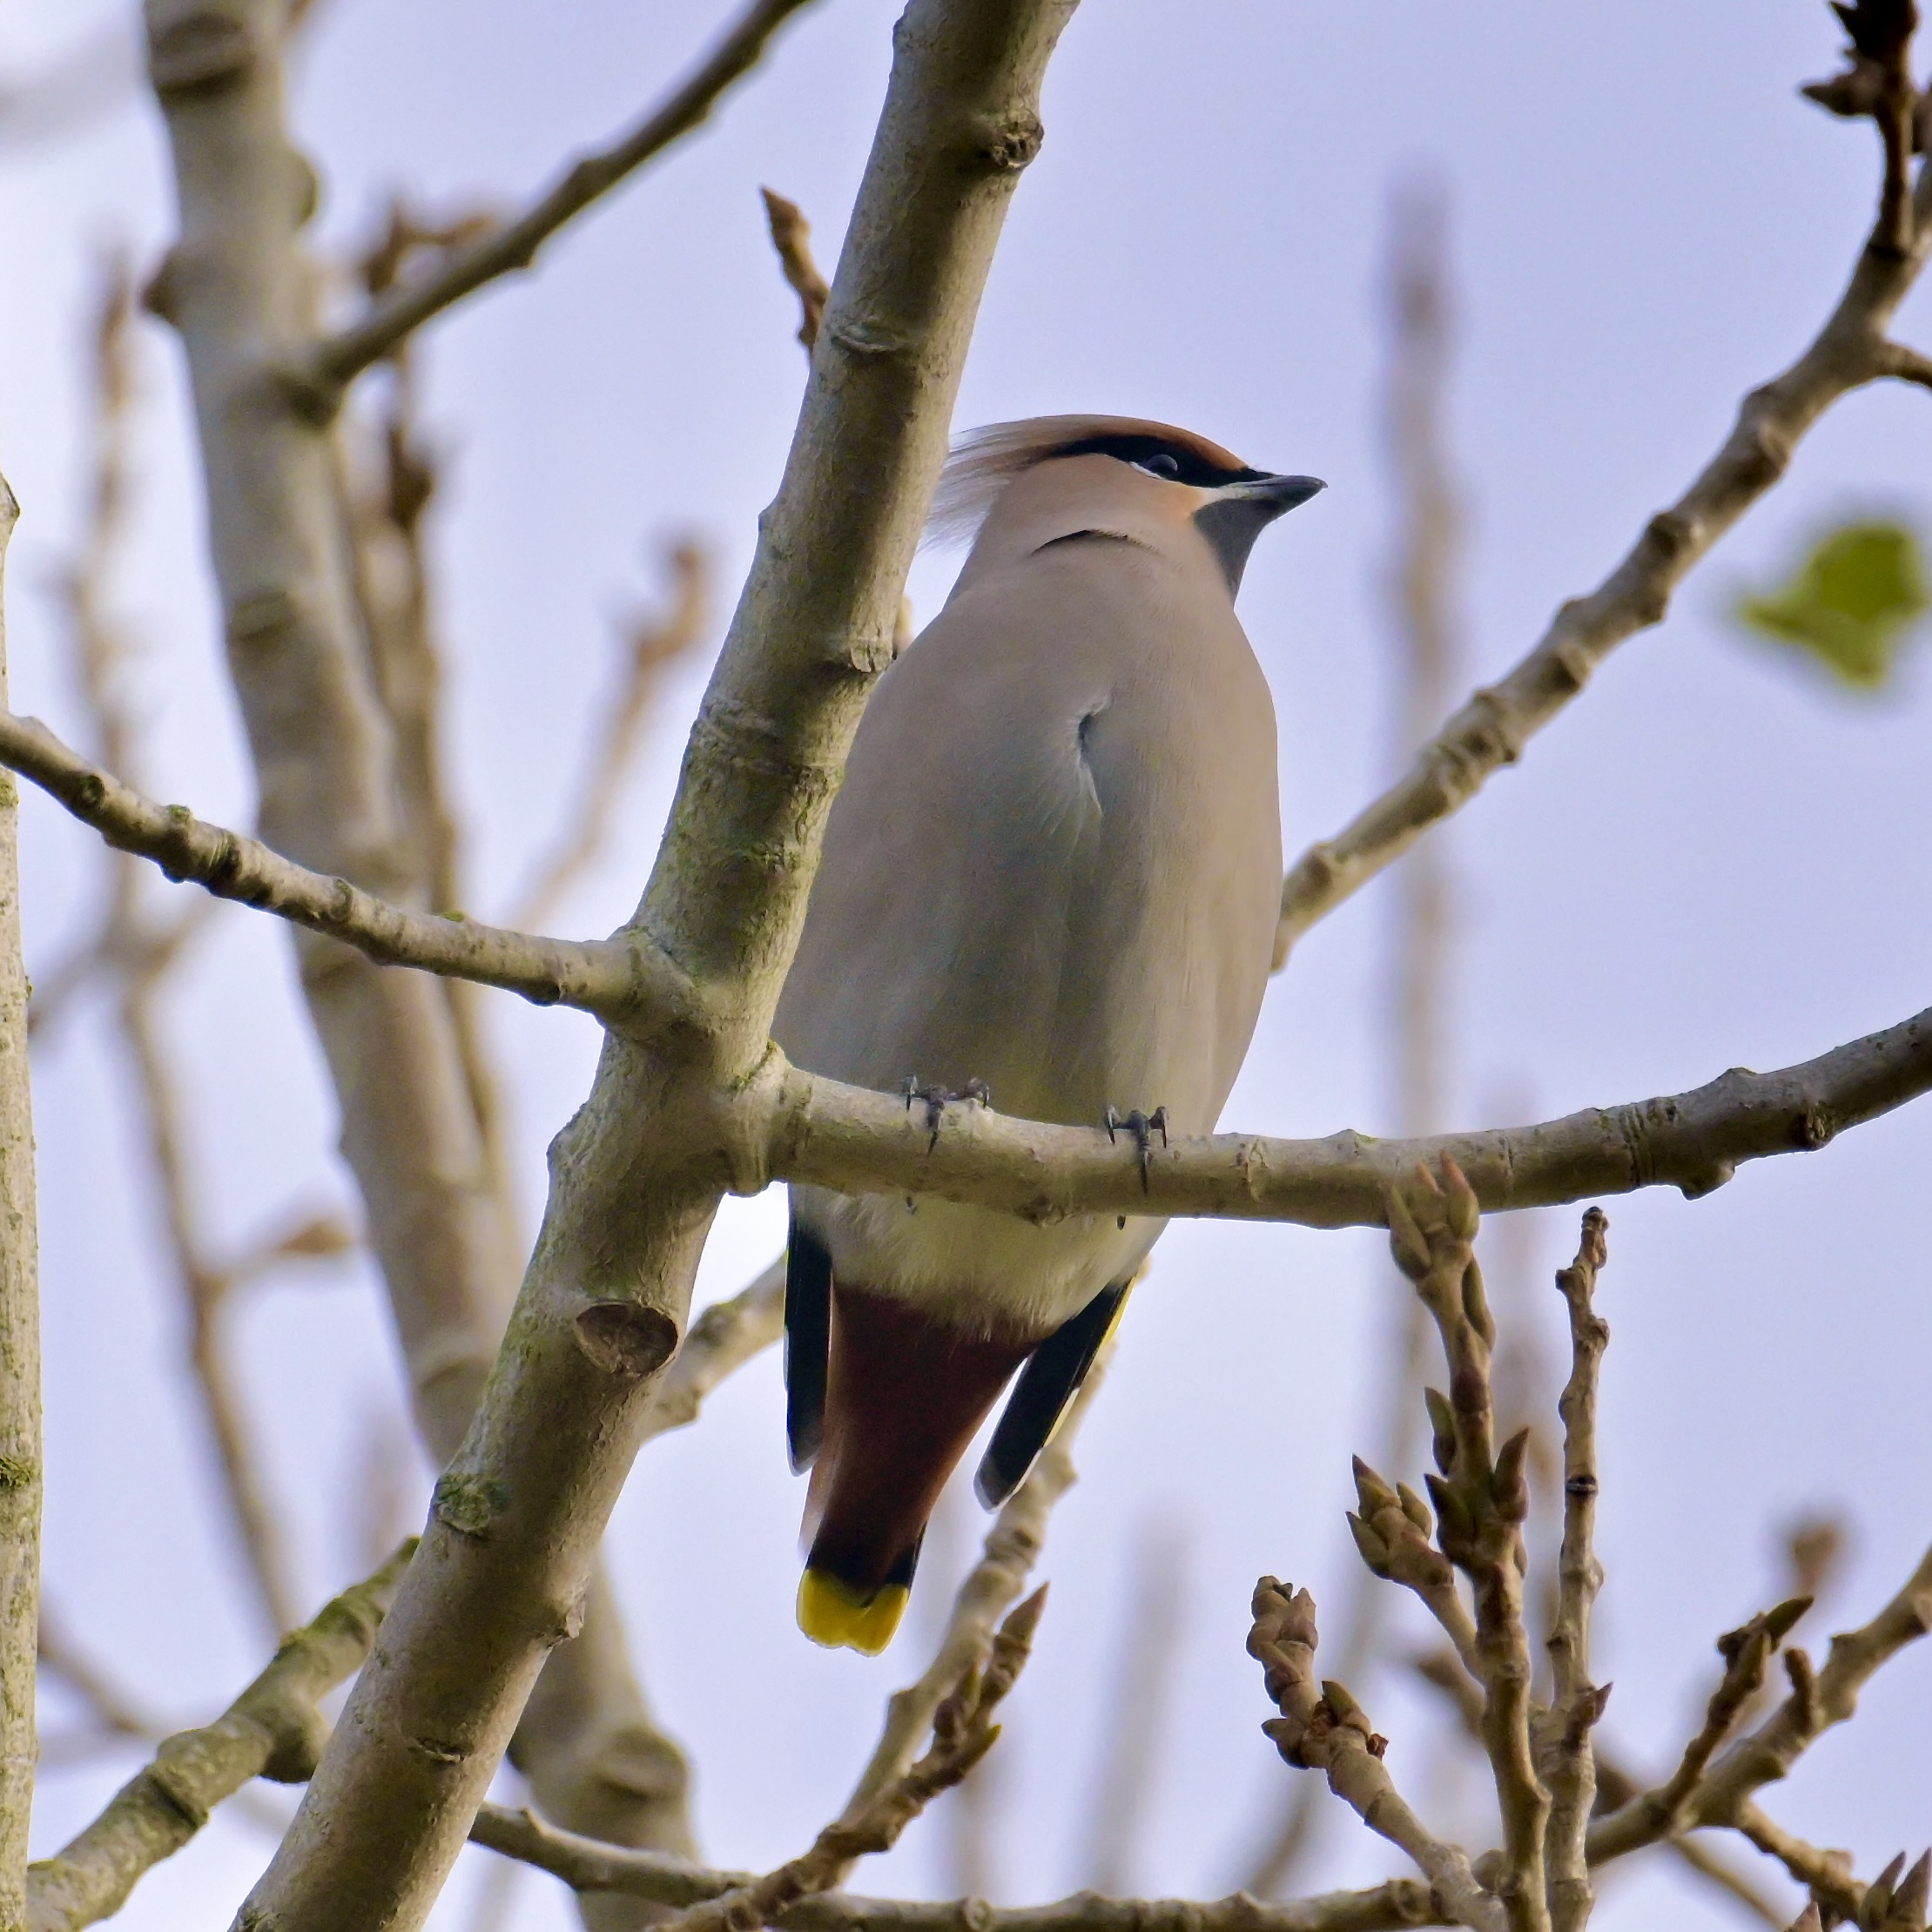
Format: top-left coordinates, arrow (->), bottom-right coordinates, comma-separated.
0,478 -> 38,1929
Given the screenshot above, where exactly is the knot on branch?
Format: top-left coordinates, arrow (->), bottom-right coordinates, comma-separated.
573,1301 -> 679,1380
968,110 -> 1045,171
431,1470 -> 508,1539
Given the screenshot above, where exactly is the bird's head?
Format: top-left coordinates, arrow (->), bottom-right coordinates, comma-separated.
929,414 -> 1324,596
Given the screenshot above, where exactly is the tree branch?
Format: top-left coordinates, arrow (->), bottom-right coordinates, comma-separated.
1385,1161 -> 1545,1932
24,1544 -> 414,1932
0,709 -> 675,1025
1538,1210 -> 1610,1932
1583,1540 -> 1932,1869
0,471 -> 39,1929
1272,130 -> 1932,968
1249,1579 -> 1499,1931
655,1592 -> 1047,1932
469,1806 -> 1457,1932
291,0 -> 825,412
756,1000 -> 1932,1228
1683,1541 -> 1932,1834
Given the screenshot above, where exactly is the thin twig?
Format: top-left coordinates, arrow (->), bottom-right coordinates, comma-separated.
1729,1800 -> 1859,1924
1386,1158 -> 1546,1932
1273,91 -> 1932,967
1413,1653 -> 1787,1924
1538,1209 -> 1610,1932
36,1598 -> 160,1742
758,189 -> 912,650
1669,1543 -> 1932,1841
0,710 -> 677,1026
470,1803 -> 1458,1932
1249,1579 -> 1500,1932
25,1545 -> 415,1932
661,1592 -> 1048,1932
293,0 -> 826,410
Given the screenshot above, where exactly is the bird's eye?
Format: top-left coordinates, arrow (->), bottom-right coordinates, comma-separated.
1138,453 -> 1181,480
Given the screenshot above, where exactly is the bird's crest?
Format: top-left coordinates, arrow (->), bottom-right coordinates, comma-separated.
926,414 -> 1253,548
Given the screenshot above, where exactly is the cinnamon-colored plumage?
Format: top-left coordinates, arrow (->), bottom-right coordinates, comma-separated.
774,417 -> 1322,1652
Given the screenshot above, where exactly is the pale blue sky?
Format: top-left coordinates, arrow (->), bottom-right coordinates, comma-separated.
4,3 -> 1930,1924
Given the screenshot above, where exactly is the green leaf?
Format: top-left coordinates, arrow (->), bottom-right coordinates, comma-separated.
1735,519 -> 1929,690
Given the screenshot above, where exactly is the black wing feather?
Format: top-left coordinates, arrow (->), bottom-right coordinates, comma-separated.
784,1213 -> 833,1473
973,1279 -> 1127,1508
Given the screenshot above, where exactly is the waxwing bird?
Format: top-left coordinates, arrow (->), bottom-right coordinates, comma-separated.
772,416 -> 1323,1653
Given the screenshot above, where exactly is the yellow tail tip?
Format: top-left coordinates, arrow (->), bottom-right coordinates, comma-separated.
797,1567 -> 909,1655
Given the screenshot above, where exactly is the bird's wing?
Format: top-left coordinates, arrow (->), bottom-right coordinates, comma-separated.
974,1274 -> 1131,1506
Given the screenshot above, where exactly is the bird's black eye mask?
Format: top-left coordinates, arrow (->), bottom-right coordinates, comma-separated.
1047,433 -> 1269,489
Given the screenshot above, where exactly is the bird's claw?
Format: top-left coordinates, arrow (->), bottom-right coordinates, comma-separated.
1105,1105 -> 1169,1193
902,1075 -> 993,1154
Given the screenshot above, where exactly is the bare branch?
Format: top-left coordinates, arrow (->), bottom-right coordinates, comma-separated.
657,1593 -> 1047,1932
1249,1579 -> 1500,1932
24,1544 -> 415,1932
0,709 -> 675,1025
509,540 -> 713,932
1538,1209 -> 1611,1932
1676,1542 -> 1932,1835
1729,1801 -> 1860,1924
46,255 -> 304,1632
0,473 -> 40,1926
1273,125 -> 1932,968
293,0 -> 826,410
1386,1160 -> 1546,1932
1347,1457 -> 1483,1682
757,1000 -> 1932,1229
469,1805 -> 1457,1932
1415,1653 -> 1787,1924
1584,1594 -> 1811,1864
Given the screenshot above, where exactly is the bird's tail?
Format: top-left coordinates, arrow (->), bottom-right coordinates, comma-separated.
797,1285 -> 1032,1655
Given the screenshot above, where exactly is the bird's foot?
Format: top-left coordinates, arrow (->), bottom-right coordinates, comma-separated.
901,1075 -> 993,1153
1105,1105 -> 1169,1194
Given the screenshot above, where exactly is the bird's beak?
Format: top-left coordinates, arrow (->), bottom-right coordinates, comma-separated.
1218,472 -> 1327,512
1195,473 -> 1326,596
